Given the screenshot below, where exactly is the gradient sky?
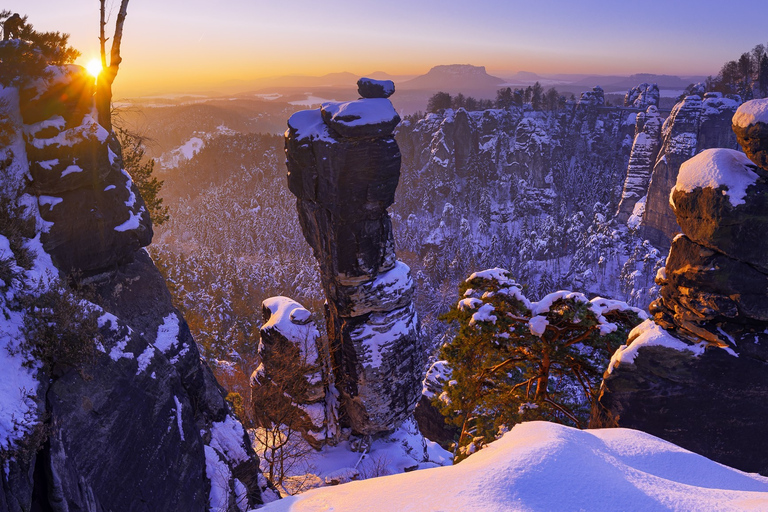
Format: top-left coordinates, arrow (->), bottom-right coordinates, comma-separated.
10,0 -> 768,97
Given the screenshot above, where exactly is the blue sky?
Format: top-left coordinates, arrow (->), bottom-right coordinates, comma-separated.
9,0 -> 768,95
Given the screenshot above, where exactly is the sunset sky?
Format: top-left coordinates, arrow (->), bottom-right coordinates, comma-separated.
10,0 -> 768,97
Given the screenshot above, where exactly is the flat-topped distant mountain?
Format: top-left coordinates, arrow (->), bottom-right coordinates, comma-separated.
399,64 -> 505,92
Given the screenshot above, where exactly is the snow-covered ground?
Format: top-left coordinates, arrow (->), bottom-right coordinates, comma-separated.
257,421 -> 768,512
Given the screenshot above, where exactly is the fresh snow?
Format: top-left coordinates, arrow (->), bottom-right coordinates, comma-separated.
732,99 -> 768,128
672,148 -> 759,207
608,320 -> 707,373
114,210 -> 142,232
210,415 -> 249,463
321,98 -> 398,128
0,308 -> 39,453
38,195 -> 63,209
60,164 -> 83,177
154,313 -> 181,353
287,109 -> 335,143
205,445 -> 232,512
257,421 -> 768,512
528,315 -> 549,336
261,296 -> 320,364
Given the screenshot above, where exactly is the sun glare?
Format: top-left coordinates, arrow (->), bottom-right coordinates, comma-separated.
86,59 -> 103,78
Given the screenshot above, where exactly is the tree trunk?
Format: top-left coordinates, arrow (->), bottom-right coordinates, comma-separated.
96,0 -> 129,132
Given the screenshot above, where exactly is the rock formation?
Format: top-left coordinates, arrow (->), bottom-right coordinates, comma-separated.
640,91 -> 741,247
253,296 -> 337,447
284,80 -> 423,436
616,105 -> 663,223
624,83 -> 660,109
596,98 -> 768,475
1,66 -> 269,510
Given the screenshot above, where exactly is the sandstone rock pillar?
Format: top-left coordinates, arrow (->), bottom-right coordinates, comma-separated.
284,78 -> 423,435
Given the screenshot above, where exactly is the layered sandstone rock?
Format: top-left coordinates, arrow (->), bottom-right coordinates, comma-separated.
254,296 -> 337,447
640,92 -> 741,247
285,82 -> 423,435
616,105 -> 663,223
596,99 -> 768,475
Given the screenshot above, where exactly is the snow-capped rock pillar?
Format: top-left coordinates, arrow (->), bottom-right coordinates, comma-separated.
596,99 -> 768,475
284,78 -> 423,435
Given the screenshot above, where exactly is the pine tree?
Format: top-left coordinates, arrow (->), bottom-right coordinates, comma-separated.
116,128 -> 170,226
0,12 -> 80,86
437,268 -> 642,461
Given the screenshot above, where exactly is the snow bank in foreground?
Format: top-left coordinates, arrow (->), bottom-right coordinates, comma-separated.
258,421 -> 768,512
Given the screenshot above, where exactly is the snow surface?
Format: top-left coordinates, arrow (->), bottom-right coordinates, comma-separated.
321,98 -> 398,128
608,320 -> 707,374
287,109 -> 335,143
114,210 -> 143,232
733,99 -> 768,128
528,315 -> 549,336
252,417 -> 451,498
258,421 -> 768,512
672,149 -> 759,208
210,415 -> 249,463
154,313 -> 180,353
261,296 -> 320,364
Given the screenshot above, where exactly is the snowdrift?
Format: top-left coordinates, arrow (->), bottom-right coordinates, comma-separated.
257,421 -> 768,512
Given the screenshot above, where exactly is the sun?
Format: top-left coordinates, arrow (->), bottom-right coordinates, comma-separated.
85,58 -> 103,78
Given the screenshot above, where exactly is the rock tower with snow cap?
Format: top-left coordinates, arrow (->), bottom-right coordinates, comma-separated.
596,98 -> 768,475
285,80 -> 423,436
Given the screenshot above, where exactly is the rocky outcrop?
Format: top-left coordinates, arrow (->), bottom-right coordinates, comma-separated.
640,92 -> 741,247
253,296 -> 337,448
0,66 -> 268,510
616,105 -> 663,223
624,83 -> 660,109
285,81 -> 423,435
21,66 -> 152,275
596,99 -> 768,475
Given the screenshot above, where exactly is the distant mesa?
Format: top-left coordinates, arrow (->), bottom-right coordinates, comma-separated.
399,64 -> 505,92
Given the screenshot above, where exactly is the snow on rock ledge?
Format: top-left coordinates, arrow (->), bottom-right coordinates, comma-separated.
671,148 -> 758,208
732,99 -> 768,128
321,98 -> 400,138
608,319 -> 708,374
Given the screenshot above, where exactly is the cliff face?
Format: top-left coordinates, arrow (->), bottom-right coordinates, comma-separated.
640,92 -> 741,247
616,106 -> 662,223
596,100 -> 768,475
0,66 -> 269,511
284,79 -> 423,436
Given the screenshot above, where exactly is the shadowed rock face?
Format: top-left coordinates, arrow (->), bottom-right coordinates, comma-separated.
1,66 -> 267,511
597,99 -> 768,475
640,92 -> 741,248
21,67 -> 152,276
285,85 -> 423,435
